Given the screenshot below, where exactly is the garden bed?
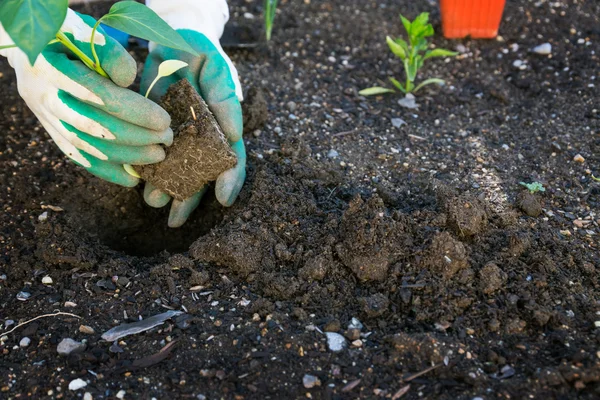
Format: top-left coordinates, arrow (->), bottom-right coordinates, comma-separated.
0,0 -> 599,398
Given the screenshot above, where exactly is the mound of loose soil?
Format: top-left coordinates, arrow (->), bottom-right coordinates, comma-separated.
137,79 -> 237,201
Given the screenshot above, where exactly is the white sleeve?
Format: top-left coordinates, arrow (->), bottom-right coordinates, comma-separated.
146,0 -> 229,43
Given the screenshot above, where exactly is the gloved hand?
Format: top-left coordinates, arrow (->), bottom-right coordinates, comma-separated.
140,19 -> 246,227
0,9 -> 173,187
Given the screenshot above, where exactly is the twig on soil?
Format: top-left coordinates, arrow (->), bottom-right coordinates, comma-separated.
391,384 -> 411,399
403,363 -> 442,382
332,129 -> 359,138
3,312 -> 81,335
407,134 -> 427,141
190,106 -> 197,121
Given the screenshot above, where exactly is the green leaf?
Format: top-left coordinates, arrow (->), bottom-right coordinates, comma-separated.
413,78 -> 445,93
386,36 -> 406,60
394,38 -> 410,54
424,48 -> 459,60
412,13 -> 429,31
264,0 -> 278,41
404,59 -> 417,82
389,77 -> 406,93
100,1 -> 198,56
359,87 -> 396,96
399,14 -> 412,35
413,37 -> 428,53
0,0 -> 68,64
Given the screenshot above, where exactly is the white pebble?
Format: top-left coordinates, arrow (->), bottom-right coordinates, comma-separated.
533,43 -> 552,55
42,276 -> 53,285
303,374 -> 321,388
327,149 -> 339,159
38,212 -> 48,222
512,59 -> 524,68
116,390 -> 126,399
20,337 -> 31,348
325,332 -> 347,352
84,393 -> 93,400
68,378 -> 87,391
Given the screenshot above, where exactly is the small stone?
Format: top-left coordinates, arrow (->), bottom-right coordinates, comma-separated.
398,93 -> 418,109
533,43 -> 552,55
391,118 -> 406,128
41,276 -> 53,285
16,291 -> 31,301
348,317 -> 363,330
79,325 -> 95,334
512,59 -> 524,68
57,338 -> 86,356
303,374 -> 321,389
68,378 -> 87,391
116,390 -> 126,399
5,320 -> 14,329
325,332 -> 347,352
344,328 -> 361,341
19,337 -> 31,348
594,321 -> 600,328
288,114 -> 297,120
573,154 -> 585,163
358,293 -> 389,318
64,301 -> 77,308
38,212 -> 48,222
83,393 -> 93,400
286,101 -> 297,112
327,149 -> 339,159
351,339 -> 363,348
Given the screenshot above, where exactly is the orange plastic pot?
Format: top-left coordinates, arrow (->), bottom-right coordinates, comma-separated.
440,0 -> 506,39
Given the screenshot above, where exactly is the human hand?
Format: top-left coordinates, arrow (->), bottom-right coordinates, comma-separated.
140,29 -> 246,228
0,9 -> 173,186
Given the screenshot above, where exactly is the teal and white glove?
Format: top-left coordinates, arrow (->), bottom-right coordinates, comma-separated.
0,9 -> 173,186
143,0 -> 246,228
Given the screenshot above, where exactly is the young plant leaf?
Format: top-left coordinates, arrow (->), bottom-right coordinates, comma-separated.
386,36 -> 406,60
0,0 -> 68,64
424,48 -> 458,60
145,60 -> 189,98
405,59 -> 418,82
413,78 -> 445,93
399,14 -> 412,36
359,87 -> 396,96
100,1 -> 198,56
389,77 -> 407,93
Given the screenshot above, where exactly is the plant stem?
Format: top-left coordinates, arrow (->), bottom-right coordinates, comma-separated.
0,44 -> 18,51
90,18 -> 104,74
56,31 -> 109,78
145,76 -> 161,99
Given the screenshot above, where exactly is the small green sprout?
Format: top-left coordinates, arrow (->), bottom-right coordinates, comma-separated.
264,0 -> 278,41
520,182 -> 546,194
592,175 -> 600,182
360,12 -> 457,96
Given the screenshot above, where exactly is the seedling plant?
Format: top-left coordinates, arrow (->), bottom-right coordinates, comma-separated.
520,182 -> 546,194
360,12 -> 457,96
0,0 -> 197,77
264,0 -> 278,41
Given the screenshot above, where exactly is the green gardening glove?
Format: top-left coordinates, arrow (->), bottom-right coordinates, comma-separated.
0,10 -> 173,186
141,29 -> 246,228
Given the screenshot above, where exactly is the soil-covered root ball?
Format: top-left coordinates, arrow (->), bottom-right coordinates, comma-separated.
136,79 -> 237,201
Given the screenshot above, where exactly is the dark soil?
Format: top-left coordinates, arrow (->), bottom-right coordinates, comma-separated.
1,0 -> 599,399
137,79 -> 237,201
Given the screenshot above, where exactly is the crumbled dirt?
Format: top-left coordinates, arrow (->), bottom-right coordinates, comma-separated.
137,79 -> 237,200
1,0 -> 599,399
517,190 -> 543,217
242,86 -> 269,134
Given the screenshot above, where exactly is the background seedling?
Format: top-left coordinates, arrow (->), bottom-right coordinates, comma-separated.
264,0 -> 278,41
0,0 -> 197,78
520,181 -> 546,194
360,12 -> 457,96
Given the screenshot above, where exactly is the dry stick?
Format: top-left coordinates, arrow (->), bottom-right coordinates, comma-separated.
190,106 -> 197,121
403,363 -> 442,382
391,384 -> 411,399
3,312 -> 81,335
